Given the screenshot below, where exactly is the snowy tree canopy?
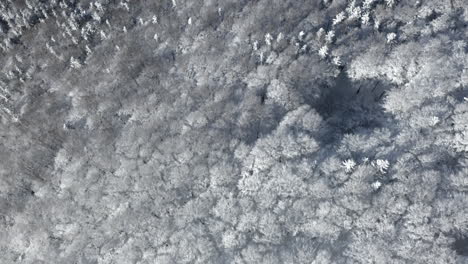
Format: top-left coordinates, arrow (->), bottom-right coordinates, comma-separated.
0,0 -> 467,263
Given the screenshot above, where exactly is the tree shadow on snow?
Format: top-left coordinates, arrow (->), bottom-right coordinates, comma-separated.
312,70 -> 397,145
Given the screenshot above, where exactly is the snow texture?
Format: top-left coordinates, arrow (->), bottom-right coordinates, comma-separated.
0,0 -> 467,263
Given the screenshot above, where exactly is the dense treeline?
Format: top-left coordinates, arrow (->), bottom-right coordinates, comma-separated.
0,0 -> 467,263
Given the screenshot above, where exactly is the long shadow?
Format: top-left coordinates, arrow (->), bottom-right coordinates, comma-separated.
312,70 -> 396,146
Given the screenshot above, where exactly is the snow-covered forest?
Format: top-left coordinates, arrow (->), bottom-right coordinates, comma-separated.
0,0 -> 467,263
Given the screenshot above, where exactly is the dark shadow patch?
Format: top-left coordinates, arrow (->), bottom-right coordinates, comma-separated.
10,36 -> 22,45
256,87 -> 267,105
314,71 -> 356,119
0,18 -> 9,33
65,118 -> 87,130
425,10 -> 441,23
311,71 -> 395,145
452,235 -> 468,256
